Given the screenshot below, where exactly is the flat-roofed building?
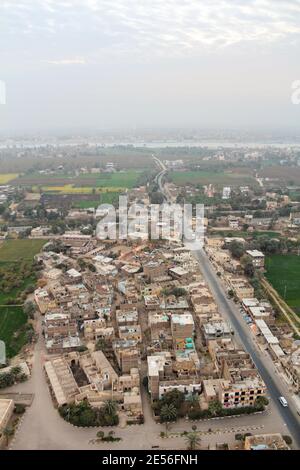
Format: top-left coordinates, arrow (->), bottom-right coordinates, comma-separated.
171,313 -> 194,341
113,340 -> 140,373
119,325 -> 142,343
203,319 -> 233,343
228,277 -> 254,300
246,250 -> 265,268
148,312 -> 170,340
244,433 -> 290,450
44,357 -> 79,406
0,398 -> 14,445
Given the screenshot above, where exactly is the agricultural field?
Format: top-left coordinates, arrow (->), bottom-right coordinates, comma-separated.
170,170 -> 255,188
72,199 -> 101,209
0,239 -> 45,357
12,170 -> 142,192
0,306 -> 28,358
72,191 -> 122,207
259,165 -> 300,187
0,239 -> 46,262
41,185 -> 125,194
211,230 -> 281,239
0,173 -> 19,184
289,189 -> 300,202
265,254 -> 300,315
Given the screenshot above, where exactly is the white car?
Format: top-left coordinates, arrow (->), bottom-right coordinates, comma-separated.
278,396 -> 288,407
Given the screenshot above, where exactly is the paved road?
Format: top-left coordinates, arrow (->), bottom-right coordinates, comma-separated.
194,248 -> 300,449
154,155 -> 300,448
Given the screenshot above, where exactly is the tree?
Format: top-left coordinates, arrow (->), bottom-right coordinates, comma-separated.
255,396 -> 269,408
244,261 -> 255,278
3,427 -> 14,446
11,365 -> 22,376
185,432 -> 201,450
95,338 -> 109,351
23,300 -> 36,319
229,241 -> 245,259
282,435 -> 292,446
103,400 -> 117,417
160,389 -> 185,410
208,400 -> 223,417
160,403 -> 178,423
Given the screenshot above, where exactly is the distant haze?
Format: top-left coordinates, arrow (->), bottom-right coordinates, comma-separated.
0,0 -> 300,133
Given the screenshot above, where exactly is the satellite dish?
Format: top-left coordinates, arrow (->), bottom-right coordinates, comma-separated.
0,340 -> 6,365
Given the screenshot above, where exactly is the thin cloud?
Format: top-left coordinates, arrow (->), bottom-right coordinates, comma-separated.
1,0 -> 300,61
45,57 -> 86,65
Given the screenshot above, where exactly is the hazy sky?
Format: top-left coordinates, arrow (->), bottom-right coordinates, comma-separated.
1,0 -> 300,133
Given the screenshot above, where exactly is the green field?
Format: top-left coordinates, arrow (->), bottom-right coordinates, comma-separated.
0,306 -> 28,357
265,254 -> 300,314
72,199 -> 101,209
81,171 -> 141,188
15,170 -> 142,189
0,239 -> 46,262
211,230 -> 281,239
0,239 -> 45,358
72,191 -> 121,208
171,170 -> 255,188
99,191 -> 121,204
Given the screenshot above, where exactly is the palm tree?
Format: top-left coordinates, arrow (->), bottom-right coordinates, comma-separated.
160,403 -> 177,434
3,427 -> 14,446
103,399 -> 117,417
185,432 -> 201,450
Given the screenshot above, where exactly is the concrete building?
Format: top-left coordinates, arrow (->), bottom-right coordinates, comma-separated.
44,357 -> 79,406
113,340 -> 140,373
246,250 -> 265,268
202,319 -> 233,343
0,399 -> 14,446
147,351 -> 201,401
171,313 -> 194,341
244,433 -> 290,450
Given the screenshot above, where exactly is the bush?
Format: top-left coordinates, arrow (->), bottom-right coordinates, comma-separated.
283,435 -> 292,446
14,404 -> 26,414
142,376 -> 148,389
188,409 -> 204,421
59,401 -> 119,427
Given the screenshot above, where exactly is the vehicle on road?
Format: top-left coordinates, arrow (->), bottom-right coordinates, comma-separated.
279,396 -> 288,407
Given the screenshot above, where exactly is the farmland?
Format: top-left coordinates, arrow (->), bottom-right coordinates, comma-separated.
0,173 -> 19,184
0,306 -> 28,357
265,254 -> 300,315
11,170 -> 142,192
170,170 -> 255,188
72,191 -> 121,208
41,185 -> 125,194
0,239 -> 46,262
211,230 -> 281,239
259,165 -> 300,187
0,239 -> 45,358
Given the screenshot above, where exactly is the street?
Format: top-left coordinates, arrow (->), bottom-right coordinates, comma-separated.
193,248 -> 300,448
